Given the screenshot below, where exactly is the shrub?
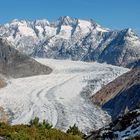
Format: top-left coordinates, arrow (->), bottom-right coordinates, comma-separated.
29,117 -> 40,127
67,124 -> 82,137
0,119 -> 83,140
40,120 -> 53,129
29,118 -> 53,130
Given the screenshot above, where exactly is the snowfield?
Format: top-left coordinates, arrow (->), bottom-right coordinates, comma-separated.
0,59 -> 129,133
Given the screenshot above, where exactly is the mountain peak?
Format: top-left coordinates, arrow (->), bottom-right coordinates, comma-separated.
52,16 -> 78,26
123,28 -> 138,37
9,19 -> 32,28
10,19 -> 27,24
89,19 -> 99,27
125,28 -> 134,34
34,19 -> 50,26
11,19 -> 19,23
58,16 -> 71,20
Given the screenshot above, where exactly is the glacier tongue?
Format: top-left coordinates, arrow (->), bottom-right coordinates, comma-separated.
0,59 -> 129,133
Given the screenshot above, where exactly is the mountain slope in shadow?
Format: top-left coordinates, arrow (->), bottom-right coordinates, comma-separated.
0,38 -> 52,78
91,67 -> 140,120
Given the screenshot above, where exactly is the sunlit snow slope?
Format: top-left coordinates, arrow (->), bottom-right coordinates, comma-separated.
0,59 -> 129,133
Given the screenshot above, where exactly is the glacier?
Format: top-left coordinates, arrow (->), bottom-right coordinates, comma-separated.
0,59 -> 129,133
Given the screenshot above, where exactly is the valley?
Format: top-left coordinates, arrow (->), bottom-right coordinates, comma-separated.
0,59 -> 129,134
0,14 -> 139,139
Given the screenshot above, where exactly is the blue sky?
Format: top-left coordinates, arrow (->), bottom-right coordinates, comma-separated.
0,0 -> 140,35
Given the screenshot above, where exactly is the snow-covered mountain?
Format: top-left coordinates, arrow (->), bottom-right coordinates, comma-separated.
0,16 -> 140,68
86,109 -> 140,140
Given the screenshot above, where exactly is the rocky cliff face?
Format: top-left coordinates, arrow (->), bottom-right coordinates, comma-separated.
0,78 -> 6,89
91,67 -> 140,119
0,38 -> 52,78
0,16 -> 140,68
86,109 -> 140,140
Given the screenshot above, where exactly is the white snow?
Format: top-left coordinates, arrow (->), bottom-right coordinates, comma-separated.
78,20 -> 91,28
10,20 -> 36,37
35,26 -> 44,37
0,59 -> 129,133
59,25 -> 72,39
96,26 -> 109,32
18,25 -> 36,37
44,26 -> 57,37
35,19 -> 50,26
78,20 -> 92,34
115,114 -> 140,140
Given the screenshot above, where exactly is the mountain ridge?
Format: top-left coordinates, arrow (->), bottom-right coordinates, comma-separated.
0,16 -> 139,68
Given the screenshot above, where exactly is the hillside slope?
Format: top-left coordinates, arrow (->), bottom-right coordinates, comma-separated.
86,109 -> 140,140
91,67 -> 140,119
0,38 -> 52,78
0,120 -> 83,140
